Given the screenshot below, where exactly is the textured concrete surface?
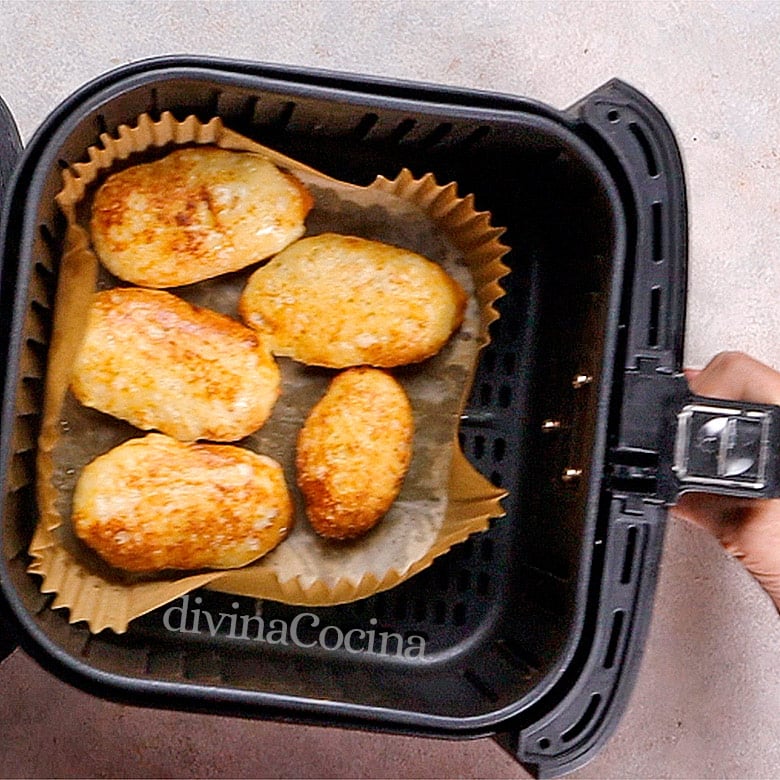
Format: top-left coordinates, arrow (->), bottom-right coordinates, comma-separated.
1,1 -> 779,777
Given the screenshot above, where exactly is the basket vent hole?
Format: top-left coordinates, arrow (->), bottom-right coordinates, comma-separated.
652,201 -> 664,263
31,299 -> 53,325
480,538 -> 494,562
463,669 -> 499,702
483,349 -> 496,373
479,383 -> 492,406
352,112 -> 379,139
456,570 -> 470,593
15,416 -> 40,455
22,375 -> 44,407
461,125 -> 491,148
80,634 -> 93,659
498,384 -> 512,408
38,224 -> 57,249
26,338 -> 48,359
421,122 -> 453,149
208,90 -> 222,116
607,109 -> 620,123
241,96 -> 260,124
389,118 -> 417,145
629,121 -> 659,177
492,437 -> 506,462
648,286 -> 661,347
474,435 -> 485,459
494,638 -> 539,674
274,101 -> 296,131
491,470 -> 503,487
476,571 -> 490,597
502,352 -> 516,375
561,692 -> 602,743
603,609 -> 625,670
621,525 -> 639,584
537,737 -> 552,750
453,602 -> 466,625
34,260 -> 56,288
148,88 -> 159,118
12,448 -> 37,479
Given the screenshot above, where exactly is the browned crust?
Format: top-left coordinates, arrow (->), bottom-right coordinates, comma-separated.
296,368 -> 414,540
238,233 -> 468,368
90,147 -> 313,287
73,434 -> 293,572
70,287 -> 280,442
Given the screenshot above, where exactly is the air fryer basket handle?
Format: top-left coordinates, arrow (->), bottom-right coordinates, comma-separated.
665,393 -> 780,502
506,78 -> 775,779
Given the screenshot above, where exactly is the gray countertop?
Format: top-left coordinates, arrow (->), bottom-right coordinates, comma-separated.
1,1 -> 778,777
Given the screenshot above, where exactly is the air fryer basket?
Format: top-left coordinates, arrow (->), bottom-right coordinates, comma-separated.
0,57 -> 701,777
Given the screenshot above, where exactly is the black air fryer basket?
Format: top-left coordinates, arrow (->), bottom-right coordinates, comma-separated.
1,57 -> 779,778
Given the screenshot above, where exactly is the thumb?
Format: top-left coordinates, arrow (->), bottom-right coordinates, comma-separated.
674,494 -> 780,613
686,352 -> 780,405
718,502 -> 780,614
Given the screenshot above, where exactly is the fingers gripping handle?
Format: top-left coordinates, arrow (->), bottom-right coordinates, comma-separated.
671,396 -> 780,500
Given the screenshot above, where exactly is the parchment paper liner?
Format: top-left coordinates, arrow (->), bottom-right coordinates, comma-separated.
30,112 -> 509,633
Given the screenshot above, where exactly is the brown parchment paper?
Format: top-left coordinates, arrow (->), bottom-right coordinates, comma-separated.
30,113 -> 510,633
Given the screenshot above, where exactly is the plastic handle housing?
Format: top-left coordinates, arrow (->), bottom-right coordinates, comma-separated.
669,395 -> 780,501
613,368 -> 780,506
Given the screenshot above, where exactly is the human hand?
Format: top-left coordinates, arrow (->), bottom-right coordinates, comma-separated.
672,351 -> 780,613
